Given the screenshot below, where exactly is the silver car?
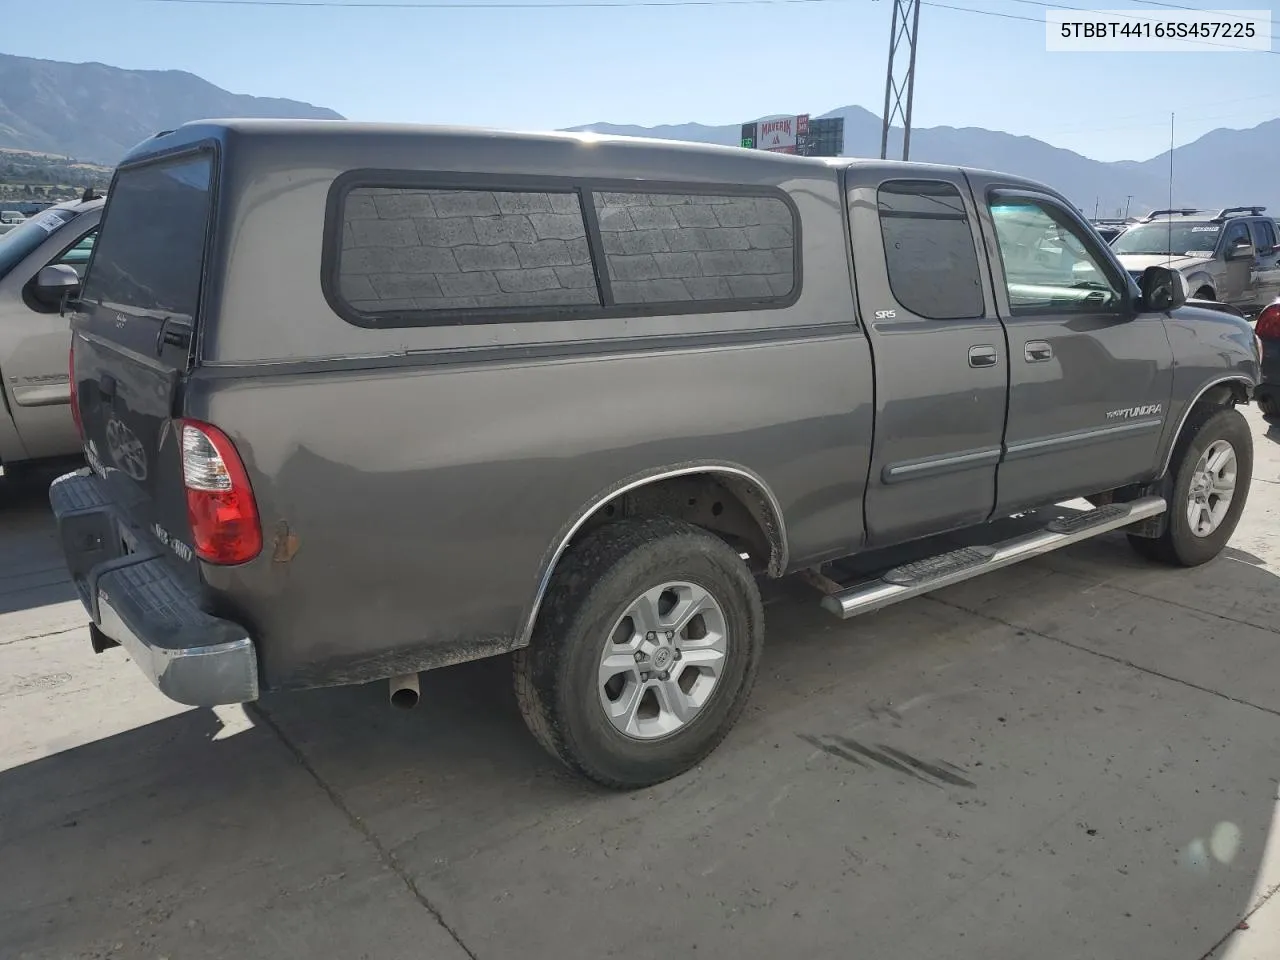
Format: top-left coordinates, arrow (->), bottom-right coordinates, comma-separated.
0,196 -> 102,479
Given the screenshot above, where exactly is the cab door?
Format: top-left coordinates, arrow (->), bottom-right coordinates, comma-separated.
1248,219 -> 1280,310
1218,220 -> 1254,309
0,212 -> 99,460
966,177 -> 1174,514
847,167 -> 1008,547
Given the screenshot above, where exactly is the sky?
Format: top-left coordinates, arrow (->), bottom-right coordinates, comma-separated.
6,0 -> 1280,162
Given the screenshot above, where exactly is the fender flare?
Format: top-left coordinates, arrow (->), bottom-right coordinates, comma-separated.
1157,375 -> 1254,476
517,461 -> 789,646
1184,272 -> 1217,298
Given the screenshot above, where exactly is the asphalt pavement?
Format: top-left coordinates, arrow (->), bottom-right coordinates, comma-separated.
3,409 -> 1280,960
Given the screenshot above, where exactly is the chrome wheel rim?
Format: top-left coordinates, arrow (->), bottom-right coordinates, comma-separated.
597,581 -> 728,741
1185,439 -> 1237,538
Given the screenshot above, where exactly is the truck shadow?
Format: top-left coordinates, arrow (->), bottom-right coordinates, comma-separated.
3,536 -> 1280,958
0,465 -> 79,615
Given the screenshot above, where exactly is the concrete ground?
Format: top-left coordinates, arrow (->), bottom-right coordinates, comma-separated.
3,410 -> 1280,960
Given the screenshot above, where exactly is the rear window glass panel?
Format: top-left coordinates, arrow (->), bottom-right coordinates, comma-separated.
592,191 -> 796,304
82,153 -> 213,322
877,180 -> 984,320
336,187 -> 602,315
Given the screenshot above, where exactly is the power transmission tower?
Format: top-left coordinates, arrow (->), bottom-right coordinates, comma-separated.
879,0 -> 922,161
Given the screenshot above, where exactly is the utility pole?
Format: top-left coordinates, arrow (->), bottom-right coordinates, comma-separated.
1125,195 -> 1133,218
879,0 -> 922,161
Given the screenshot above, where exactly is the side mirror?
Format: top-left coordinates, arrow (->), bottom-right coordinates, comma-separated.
1227,238 -> 1256,261
31,263 -> 80,306
1140,265 -> 1187,312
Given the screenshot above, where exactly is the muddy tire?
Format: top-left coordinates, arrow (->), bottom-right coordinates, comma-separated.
513,516 -> 764,790
1128,407 -> 1252,566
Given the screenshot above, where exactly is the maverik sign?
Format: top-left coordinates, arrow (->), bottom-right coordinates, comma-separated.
752,115 -> 808,154
740,114 -> 843,158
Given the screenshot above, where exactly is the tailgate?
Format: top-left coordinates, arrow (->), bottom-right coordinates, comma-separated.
71,149 -> 217,581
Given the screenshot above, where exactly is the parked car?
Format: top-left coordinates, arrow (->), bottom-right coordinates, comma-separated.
50,121 -> 1261,789
0,194 -> 102,480
1111,206 -> 1280,317
0,210 -> 27,236
1090,218 -> 1137,243
1254,298 -> 1280,423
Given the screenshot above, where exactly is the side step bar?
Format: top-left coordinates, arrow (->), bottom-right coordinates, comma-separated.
821,496 -> 1167,620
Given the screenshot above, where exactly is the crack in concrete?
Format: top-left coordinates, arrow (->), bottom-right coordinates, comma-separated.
1197,880 -> 1280,960
927,596 -> 1280,721
1041,567 -> 1280,641
0,625 -> 84,648
246,702 -> 480,960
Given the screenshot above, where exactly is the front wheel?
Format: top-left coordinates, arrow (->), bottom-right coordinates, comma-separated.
1128,407 -> 1252,566
514,516 -> 764,789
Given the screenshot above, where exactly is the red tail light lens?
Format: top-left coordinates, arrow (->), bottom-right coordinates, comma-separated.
179,419 -> 262,565
68,345 -> 83,441
1256,303 -> 1280,340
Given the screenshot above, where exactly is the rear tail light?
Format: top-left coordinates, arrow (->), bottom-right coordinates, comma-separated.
1256,302 -> 1280,340
68,345 -> 83,441
180,419 -> 262,565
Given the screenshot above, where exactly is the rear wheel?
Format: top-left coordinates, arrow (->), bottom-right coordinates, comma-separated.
1128,407 -> 1252,566
1195,286 -> 1216,301
514,516 -> 764,789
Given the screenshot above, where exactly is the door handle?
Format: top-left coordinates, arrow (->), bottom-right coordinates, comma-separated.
968,345 -> 998,368
1024,340 -> 1054,363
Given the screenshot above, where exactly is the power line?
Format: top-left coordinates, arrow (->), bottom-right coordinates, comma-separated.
140,0 -> 906,6
133,0 -> 1261,16
1037,103 -> 1280,136
136,0 -> 1278,54
915,0 -> 1274,54
987,0 -> 1257,25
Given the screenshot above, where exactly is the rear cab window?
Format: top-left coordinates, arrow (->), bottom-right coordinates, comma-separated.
876,180 -> 985,320
326,177 -> 800,327
79,150 -> 216,363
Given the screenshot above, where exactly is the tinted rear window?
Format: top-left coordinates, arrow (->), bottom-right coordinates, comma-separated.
337,187 -> 601,315
591,191 -> 796,304
877,180 -> 984,320
82,153 -> 214,322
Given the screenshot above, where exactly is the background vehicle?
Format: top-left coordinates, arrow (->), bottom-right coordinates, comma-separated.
50,122 -> 1260,790
0,210 -> 27,236
0,195 -> 101,479
1090,217 -> 1136,243
1254,299 -> 1280,423
1111,206 -> 1280,316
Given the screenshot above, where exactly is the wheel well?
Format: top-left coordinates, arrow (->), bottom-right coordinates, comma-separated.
574,472 -> 785,578
1195,381 -> 1248,409
1153,378 -> 1251,478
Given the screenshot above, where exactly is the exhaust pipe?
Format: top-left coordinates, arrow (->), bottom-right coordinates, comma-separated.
389,673 -> 420,710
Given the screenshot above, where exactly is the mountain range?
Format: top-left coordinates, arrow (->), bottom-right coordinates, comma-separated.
568,105 -> 1280,220
0,52 -> 1274,219
0,53 -> 341,163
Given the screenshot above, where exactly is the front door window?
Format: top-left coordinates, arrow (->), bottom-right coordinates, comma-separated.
989,198 -> 1123,314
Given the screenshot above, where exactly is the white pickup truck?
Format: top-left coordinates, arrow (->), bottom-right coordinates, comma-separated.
0,196 -> 102,481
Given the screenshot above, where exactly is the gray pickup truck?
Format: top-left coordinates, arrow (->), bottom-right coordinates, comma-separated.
0,196 -> 102,480
49,121 -> 1261,789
